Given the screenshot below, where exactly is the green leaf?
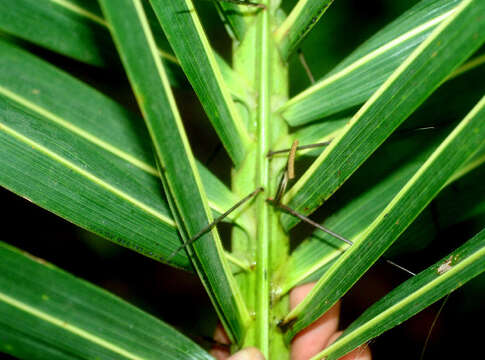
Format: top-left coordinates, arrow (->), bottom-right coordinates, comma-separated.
279,130 -> 445,294
0,0 -> 114,67
312,228 -> 485,360
290,117 -> 348,149
448,52 -> 485,80
280,94 -> 485,340
274,0 -> 335,60
0,97 -> 189,269
280,0 -> 485,230
280,136 -> 485,294
279,0 -> 463,126
149,0 -> 251,166
99,0 -> 250,342
0,0 -> 248,93
0,39 -> 237,270
0,0 -> 189,87
0,242 -> 213,360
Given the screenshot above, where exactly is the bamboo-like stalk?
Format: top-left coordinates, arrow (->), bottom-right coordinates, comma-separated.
229,1 -> 291,358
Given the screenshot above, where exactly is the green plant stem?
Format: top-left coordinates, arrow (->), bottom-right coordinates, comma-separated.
230,2 -> 291,357
253,7 -> 271,356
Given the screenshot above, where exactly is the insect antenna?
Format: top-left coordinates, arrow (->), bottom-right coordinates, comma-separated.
273,169 -> 289,205
273,140 -> 298,204
385,259 -> 416,276
268,140 -> 351,246
420,293 -> 450,360
167,187 -> 264,261
267,140 -> 332,157
269,201 -> 353,246
393,125 -> 438,139
297,49 -> 315,84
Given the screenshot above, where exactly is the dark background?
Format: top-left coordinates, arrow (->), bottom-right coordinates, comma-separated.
2,0 -> 485,359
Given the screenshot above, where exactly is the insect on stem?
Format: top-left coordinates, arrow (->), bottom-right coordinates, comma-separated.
167,187 -> 264,262
267,140 -> 332,157
268,201 -> 353,246
273,140 -> 299,204
287,140 -> 299,180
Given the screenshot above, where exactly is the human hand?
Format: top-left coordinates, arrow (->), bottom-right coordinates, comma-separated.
289,282 -> 371,360
210,282 -> 372,360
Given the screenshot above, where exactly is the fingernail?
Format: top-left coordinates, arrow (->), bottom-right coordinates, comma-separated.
228,347 -> 265,360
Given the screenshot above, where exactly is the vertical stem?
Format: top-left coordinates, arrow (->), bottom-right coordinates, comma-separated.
231,2 -> 290,358
255,1 -> 271,356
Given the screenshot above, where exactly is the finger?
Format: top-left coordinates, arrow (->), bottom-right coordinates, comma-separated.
290,282 -> 341,360
327,332 -> 372,360
228,347 -> 265,360
210,324 -> 231,360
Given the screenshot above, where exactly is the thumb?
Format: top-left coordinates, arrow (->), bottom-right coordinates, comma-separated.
228,347 -> 265,360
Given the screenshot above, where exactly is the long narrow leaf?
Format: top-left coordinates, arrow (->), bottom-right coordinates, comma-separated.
99,0 -> 250,342
0,96 -> 193,269
313,228 -> 485,360
0,0 -> 249,94
274,0 -> 335,60
0,0 -> 187,85
281,142 -> 485,294
279,0 -> 462,126
0,242 -> 212,360
280,95 -> 485,340
149,0 -> 251,166
279,130 -> 447,294
281,0 -> 485,230
0,39 -> 237,214
0,39 -> 238,270
0,0 -> 114,67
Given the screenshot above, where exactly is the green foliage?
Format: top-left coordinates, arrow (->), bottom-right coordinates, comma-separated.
0,0 -> 484,359
0,241 -> 212,360
99,0 -> 249,342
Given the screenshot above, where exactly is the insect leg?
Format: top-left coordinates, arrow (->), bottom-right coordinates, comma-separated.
167,187 -> 264,261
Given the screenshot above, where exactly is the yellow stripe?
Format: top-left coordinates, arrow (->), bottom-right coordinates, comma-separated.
0,86 -> 159,176
0,86 -> 225,214
284,2 -> 463,202
316,245 -> 485,359
282,8 -> 456,110
50,0 -> 107,26
0,122 -> 176,226
0,292 -> 145,360
49,0 -> 178,63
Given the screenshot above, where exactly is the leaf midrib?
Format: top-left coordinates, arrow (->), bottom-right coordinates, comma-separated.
0,291 -> 145,360
0,85 -> 159,176
0,86 -> 228,215
49,0 -> 179,64
284,0 -> 467,204
317,245 -> 485,359
50,0 -> 106,26
0,122 -> 176,226
280,7 -> 457,111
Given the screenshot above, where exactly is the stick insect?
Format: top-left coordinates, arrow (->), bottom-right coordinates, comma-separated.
268,139 -> 416,275
170,137 -> 415,276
